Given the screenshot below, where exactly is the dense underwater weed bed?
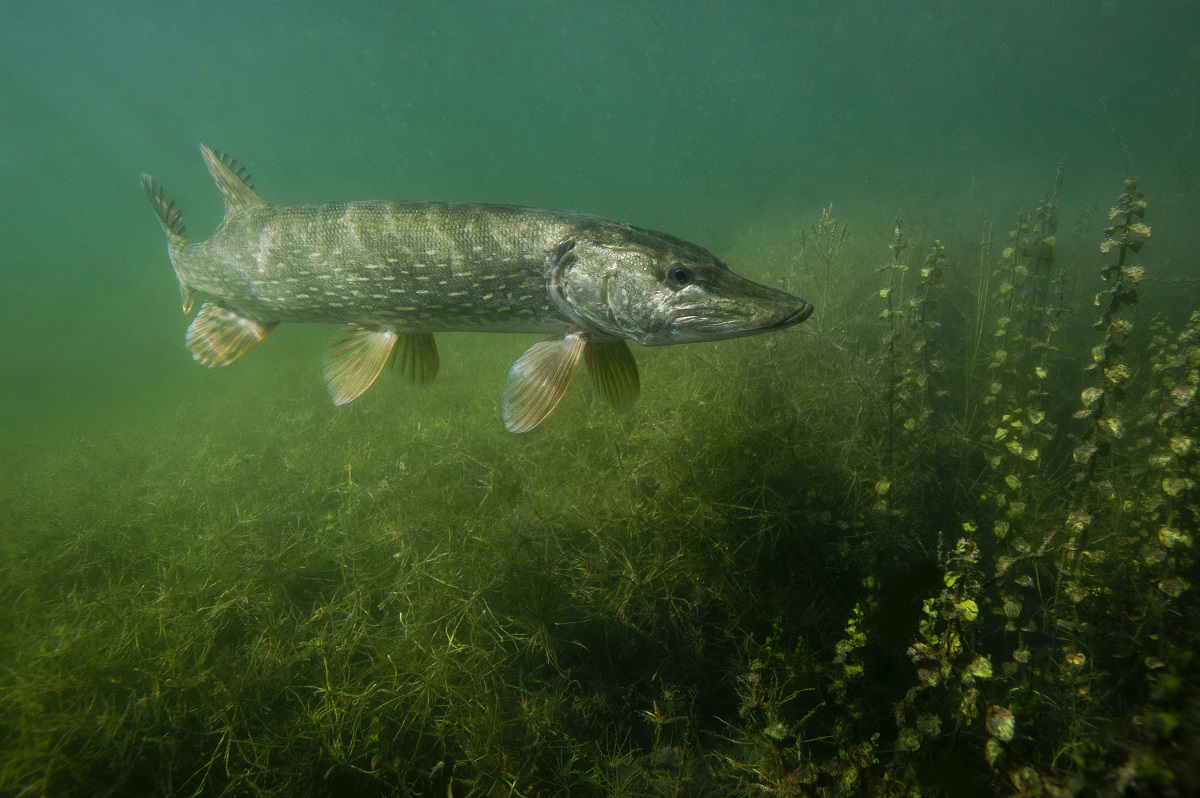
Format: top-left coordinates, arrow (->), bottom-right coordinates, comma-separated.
1,177 -> 1197,796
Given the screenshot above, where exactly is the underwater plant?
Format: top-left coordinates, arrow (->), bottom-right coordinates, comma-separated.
801,202 -> 850,328
1,175 -> 1196,797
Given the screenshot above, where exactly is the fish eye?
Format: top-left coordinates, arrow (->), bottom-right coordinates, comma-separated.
665,262 -> 694,288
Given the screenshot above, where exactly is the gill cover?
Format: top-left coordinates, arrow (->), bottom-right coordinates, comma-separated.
547,235 -> 679,346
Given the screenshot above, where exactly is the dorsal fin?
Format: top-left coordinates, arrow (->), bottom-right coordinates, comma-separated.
199,144 -> 269,219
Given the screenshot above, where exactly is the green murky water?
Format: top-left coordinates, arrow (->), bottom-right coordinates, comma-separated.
2,3 -> 1198,795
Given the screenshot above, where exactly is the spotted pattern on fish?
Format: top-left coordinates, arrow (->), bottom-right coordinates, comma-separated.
181,201 -> 584,334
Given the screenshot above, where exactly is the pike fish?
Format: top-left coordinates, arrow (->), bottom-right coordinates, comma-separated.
141,145 -> 813,432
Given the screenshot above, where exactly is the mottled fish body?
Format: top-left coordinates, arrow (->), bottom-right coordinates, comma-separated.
142,145 -> 813,431
183,202 -> 581,331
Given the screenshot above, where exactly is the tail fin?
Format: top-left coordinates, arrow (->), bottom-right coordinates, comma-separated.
140,174 -> 187,247
141,174 -> 194,312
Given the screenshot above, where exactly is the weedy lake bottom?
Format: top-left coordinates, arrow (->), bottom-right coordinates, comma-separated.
1,176 -> 1197,797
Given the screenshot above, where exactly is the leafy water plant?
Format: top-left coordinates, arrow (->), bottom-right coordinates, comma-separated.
978,177 -> 1068,545
801,202 -> 850,324
1063,179 -> 1150,594
878,219 -> 909,473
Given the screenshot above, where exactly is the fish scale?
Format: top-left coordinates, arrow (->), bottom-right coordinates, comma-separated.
142,145 -> 813,431
197,201 -> 576,332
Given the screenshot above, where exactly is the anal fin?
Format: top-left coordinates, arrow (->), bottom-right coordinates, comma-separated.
323,324 -> 399,406
393,333 -> 439,384
503,331 -> 587,433
585,339 -> 640,412
186,303 -> 275,367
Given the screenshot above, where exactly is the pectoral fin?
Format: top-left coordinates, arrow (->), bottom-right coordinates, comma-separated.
585,339 -> 640,412
503,331 -> 587,433
393,333 -> 439,385
186,303 -> 275,367
323,325 -> 399,406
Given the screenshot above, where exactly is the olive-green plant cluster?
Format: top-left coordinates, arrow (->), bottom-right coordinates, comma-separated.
717,177 -> 1197,797
909,239 -> 949,422
1055,180 -> 1151,622
895,533 -> 1018,765
1139,310 -> 1199,589
860,219 -> 952,547
886,231 -> 948,488
801,202 -> 850,327
1115,308 -> 1200,784
0,323 -> 864,797
0,175 -> 1196,798
1070,179 -> 1149,486
979,175 -> 1068,542
877,219 -> 910,473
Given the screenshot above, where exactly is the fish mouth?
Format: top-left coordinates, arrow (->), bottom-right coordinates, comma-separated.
722,297 -> 815,334
666,297 -> 814,342
773,299 -> 814,328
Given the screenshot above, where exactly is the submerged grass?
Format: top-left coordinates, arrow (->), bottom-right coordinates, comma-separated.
1,175 -> 1198,796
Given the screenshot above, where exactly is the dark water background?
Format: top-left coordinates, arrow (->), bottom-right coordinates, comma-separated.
3,1 -> 1198,458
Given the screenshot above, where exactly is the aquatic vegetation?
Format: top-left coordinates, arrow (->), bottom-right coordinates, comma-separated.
801,203 -> 850,328
0,174 -> 1197,796
979,177 -> 1064,512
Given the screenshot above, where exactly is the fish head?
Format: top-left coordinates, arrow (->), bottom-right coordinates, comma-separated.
548,227 -> 813,346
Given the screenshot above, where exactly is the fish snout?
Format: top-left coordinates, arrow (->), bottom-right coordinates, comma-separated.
781,298 -> 814,327
661,288 -> 813,344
